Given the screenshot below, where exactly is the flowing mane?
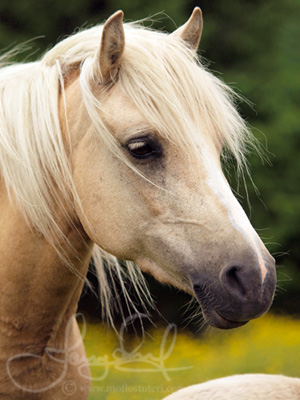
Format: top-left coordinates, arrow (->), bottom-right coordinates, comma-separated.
0,20 -> 254,324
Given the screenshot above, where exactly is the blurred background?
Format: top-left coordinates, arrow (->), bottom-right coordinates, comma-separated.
1,0 -> 299,398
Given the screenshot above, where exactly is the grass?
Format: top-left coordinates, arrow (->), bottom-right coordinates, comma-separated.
79,313 -> 300,399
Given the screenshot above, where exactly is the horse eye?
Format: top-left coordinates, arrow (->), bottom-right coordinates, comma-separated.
126,138 -> 161,159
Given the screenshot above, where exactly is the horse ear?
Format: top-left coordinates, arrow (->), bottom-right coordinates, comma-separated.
172,7 -> 203,50
98,10 -> 125,82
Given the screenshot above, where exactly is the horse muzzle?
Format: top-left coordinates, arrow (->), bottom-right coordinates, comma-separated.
193,255 -> 276,329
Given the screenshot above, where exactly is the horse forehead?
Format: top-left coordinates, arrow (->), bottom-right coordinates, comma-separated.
101,88 -> 147,134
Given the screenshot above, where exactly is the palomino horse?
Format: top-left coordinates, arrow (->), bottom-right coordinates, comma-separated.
0,8 -> 276,399
163,374 -> 300,399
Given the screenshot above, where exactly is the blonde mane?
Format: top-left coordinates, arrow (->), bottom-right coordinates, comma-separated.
0,21 -> 254,324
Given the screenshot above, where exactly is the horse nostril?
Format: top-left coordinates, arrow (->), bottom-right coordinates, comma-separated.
221,265 -> 251,299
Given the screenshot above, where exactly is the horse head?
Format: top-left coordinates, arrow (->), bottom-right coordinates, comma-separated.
60,9 -> 276,329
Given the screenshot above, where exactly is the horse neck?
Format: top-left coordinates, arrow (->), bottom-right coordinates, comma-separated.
0,180 -> 93,353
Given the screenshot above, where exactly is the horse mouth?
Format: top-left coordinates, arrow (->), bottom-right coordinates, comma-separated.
202,306 -> 248,330
193,284 -> 249,330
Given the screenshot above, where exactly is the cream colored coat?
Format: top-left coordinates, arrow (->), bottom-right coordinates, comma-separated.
163,374 -> 300,400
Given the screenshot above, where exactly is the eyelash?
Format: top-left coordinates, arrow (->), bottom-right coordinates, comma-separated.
125,137 -> 162,159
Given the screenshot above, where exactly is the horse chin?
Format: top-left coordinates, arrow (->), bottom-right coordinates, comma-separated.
201,306 -> 249,330
193,289 -> 249,329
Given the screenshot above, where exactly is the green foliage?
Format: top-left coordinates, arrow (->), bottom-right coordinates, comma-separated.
193,0 -> 300,301
82,314 -> 300,399
226,0 -> 300,296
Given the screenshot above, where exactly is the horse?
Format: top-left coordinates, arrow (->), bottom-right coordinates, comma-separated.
163,374 -> 300,399
0,7 -> 276,399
